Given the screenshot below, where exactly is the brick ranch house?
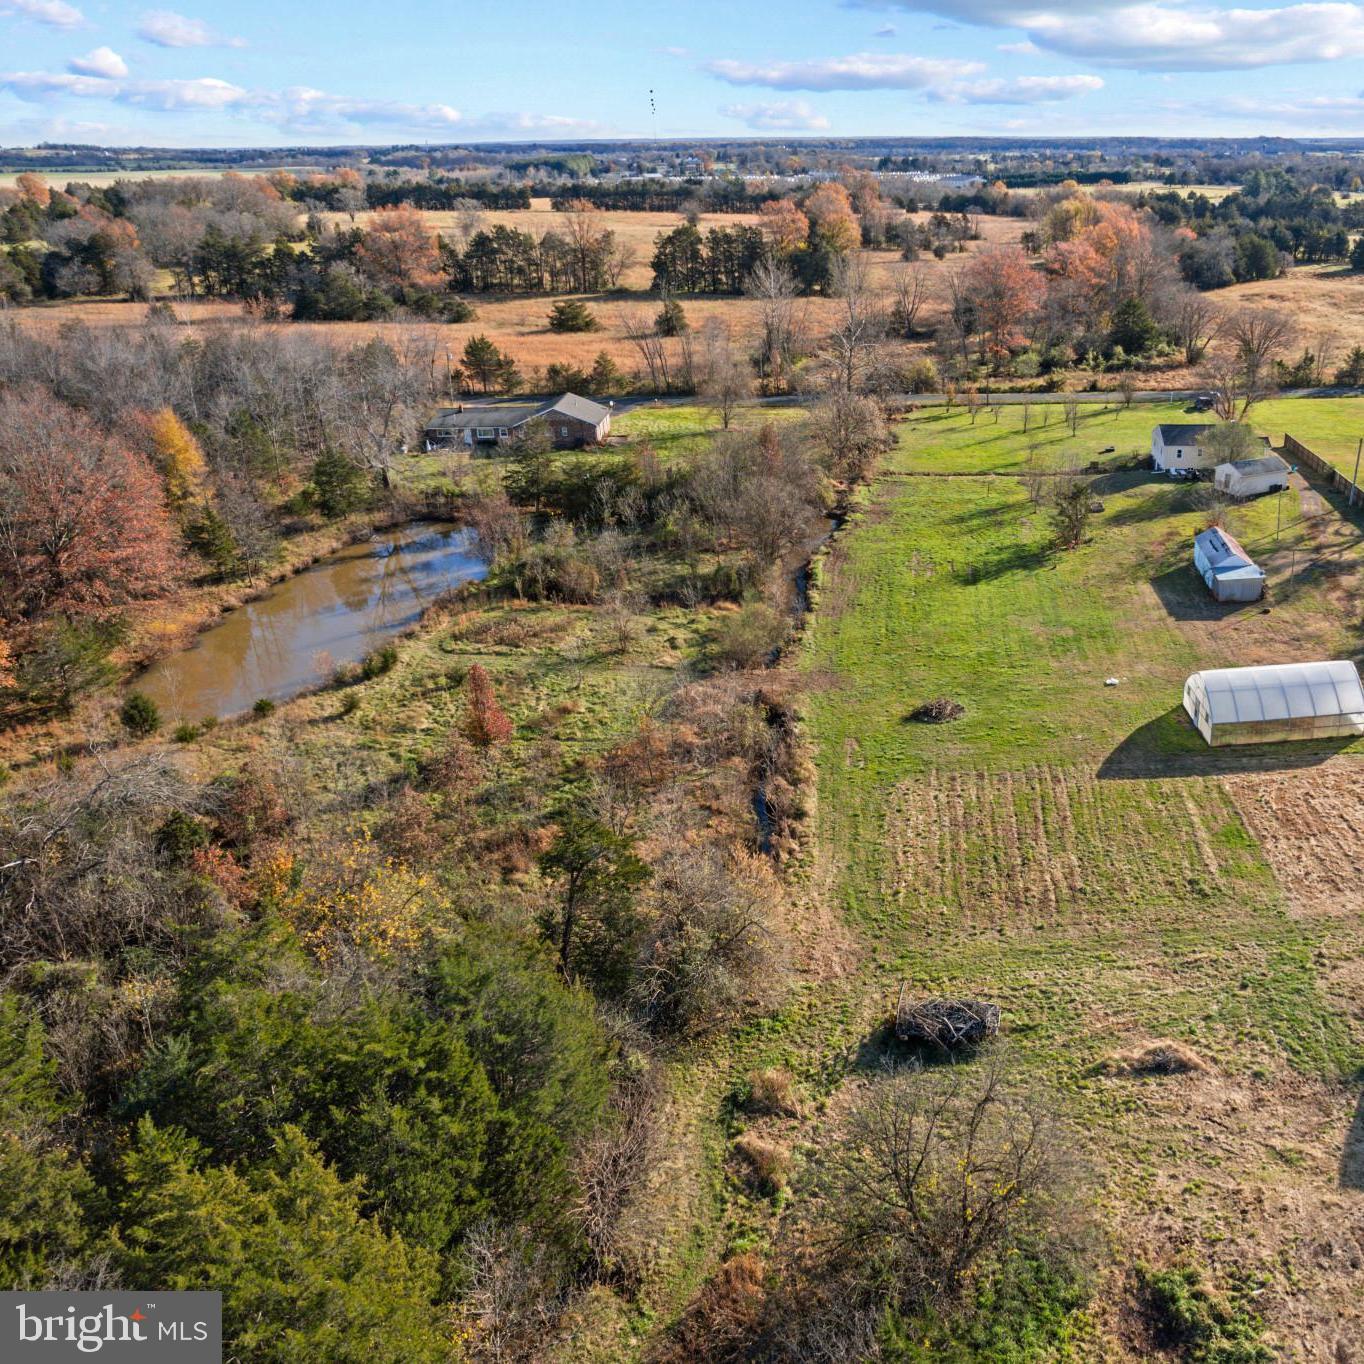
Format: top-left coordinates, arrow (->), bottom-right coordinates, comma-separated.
423,393 -> 612,451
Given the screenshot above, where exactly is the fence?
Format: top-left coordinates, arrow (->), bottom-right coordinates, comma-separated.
1282,433 -> 1364,503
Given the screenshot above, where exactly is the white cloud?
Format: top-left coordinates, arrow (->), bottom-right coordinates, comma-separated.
874,22 -> 897,35
0,65 -> 601,137
704,51 -> 981,90
68,46 -> 128,78
137,9 -> 244,48
851,0 -> 1364,71
996,39 -> 1040,54
0,0 -> 83,27
721,99 -> 832,129
935,72 -> 1104,102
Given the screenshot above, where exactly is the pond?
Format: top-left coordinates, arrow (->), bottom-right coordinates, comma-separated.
136,522 -> 487,723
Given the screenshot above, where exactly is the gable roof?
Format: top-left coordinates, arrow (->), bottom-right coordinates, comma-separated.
1156,423 -> 1215,445
542,393 -> 611,425
1218,454 -> 1289,477
1194,526 -> 1262,578
425,393 -> 610,433
1188,661 -> 1364,725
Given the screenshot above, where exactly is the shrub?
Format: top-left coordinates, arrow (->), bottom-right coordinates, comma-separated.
252,697 -> 276,719
709,602 -> 787,670
361,644 -> 398,679
462,664 -> 513,747
310,449 -> 372,519
745,1067 -> 801,1117
1136,1265 -> 1272,1362
339,693 -> 360,717
732,1133 -> 790,1194
119,691 -> 161,737
172,721 -> 200,743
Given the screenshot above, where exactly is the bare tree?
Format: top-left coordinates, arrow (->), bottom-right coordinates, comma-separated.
745,257 -> 805,395
889,261 -> 931,339
620,306 -> 672,393
1169,289 -> 1222,367
817,252 -> 887,395
698,318 -> 752,430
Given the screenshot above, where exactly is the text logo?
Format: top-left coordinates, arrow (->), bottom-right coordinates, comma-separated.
1,1293 -> 220,1362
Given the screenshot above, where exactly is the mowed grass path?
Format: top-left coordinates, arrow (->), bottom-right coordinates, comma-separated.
802,405 -> 1364,1083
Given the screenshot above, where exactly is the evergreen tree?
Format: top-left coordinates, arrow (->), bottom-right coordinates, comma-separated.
310,449 -> 371,518
115,1120 -> 452,1364
1108,296 -> 1159,356
547,299 -> 600,333
185,504 -> 242,579
0,996 -> 93,1286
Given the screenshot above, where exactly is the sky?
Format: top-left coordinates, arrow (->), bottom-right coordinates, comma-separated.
4,0 -> 1364,146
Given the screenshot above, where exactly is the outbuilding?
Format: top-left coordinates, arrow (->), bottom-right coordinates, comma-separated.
1192,527 -> 1265,603
1183,660 -> 1364,746
1213,454 -> 1291,500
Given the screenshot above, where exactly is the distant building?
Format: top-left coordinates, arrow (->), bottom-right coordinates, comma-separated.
1213,454 -> 1291,500
1192,526 -> 1266,603
1183,661 -> 1364,746
424,393 -> 611,451
1151,423 -> 1216,473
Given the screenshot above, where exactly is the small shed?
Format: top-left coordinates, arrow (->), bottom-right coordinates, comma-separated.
1213,454 -> 1291,499
1192,527 -> 1265,603
1183,660 -> 1364,746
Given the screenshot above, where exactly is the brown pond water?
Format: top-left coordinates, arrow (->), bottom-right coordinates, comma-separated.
136,523 -> 486,723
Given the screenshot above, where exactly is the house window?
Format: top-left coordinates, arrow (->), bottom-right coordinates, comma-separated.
559,426 -> 569,438
475,427 -> 494,440
497,427 -> 509,439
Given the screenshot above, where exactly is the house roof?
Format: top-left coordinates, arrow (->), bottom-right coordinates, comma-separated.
1156,423 -> 1215,444
425,392 -> 611,432
542,393 -> 611,424
1218,454 -> 1290,478
1187,661 -> 1364,725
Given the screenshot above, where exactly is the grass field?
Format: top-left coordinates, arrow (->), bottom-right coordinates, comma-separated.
794,399 -> 1364,1355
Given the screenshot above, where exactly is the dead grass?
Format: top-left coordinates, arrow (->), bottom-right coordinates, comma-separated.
744,1067 -> 802,1118
1096,1039 -> 1211,1077
731,1133 -> 791,1194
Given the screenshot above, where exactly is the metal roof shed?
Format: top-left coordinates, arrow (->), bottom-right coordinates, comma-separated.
1192,527 -> 1265,603
1182,661 -> 1364,746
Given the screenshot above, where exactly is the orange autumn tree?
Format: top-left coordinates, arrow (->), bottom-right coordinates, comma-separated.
145,407 -> 209,511
758,198 -> 809,256
0,637 -> 13,690
354,204 -> 440,292
462,664 -> 513,747
1045,200 -> 1159,327
959,246 -> 1044,368
0,388 -> 182,622
804,182 -> 860,255
14,172 -> 50,208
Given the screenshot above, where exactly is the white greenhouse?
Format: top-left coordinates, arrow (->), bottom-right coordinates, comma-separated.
1183,661 -> 1364,747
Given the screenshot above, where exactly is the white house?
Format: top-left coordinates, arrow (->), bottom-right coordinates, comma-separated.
1213,454 -> 1291,500
1183,661 -> 1364,746
1151,423 -> 1216,473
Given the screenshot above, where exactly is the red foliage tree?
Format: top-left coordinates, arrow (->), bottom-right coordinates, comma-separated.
0,388 -> 184,624
959,246 -> 1044,366
354,204 -> 440,291
462,664 -> 513,748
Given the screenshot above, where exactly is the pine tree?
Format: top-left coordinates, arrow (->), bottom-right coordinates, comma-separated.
547,298 -> 600,333
462,664 -> 513,747
588,350 -> 623,396
185,503 -> 242,578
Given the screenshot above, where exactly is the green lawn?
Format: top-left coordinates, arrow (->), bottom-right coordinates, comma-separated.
887,399 -> 1191,474
800,405 -> 1364,1090
613,402 -> 805,461
1257,396 -> 1364,478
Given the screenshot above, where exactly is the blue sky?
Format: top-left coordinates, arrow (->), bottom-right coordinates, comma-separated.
3,0 -> 1364,145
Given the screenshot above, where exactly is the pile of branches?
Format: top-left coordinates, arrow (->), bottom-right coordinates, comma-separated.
895,990 -> 1001,1051
908,697 -> 965,724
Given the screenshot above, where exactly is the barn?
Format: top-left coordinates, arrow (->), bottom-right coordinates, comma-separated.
1192,527 -> 1265,603
1213,454 -> 1291,500
1182,661 -> 1364,746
